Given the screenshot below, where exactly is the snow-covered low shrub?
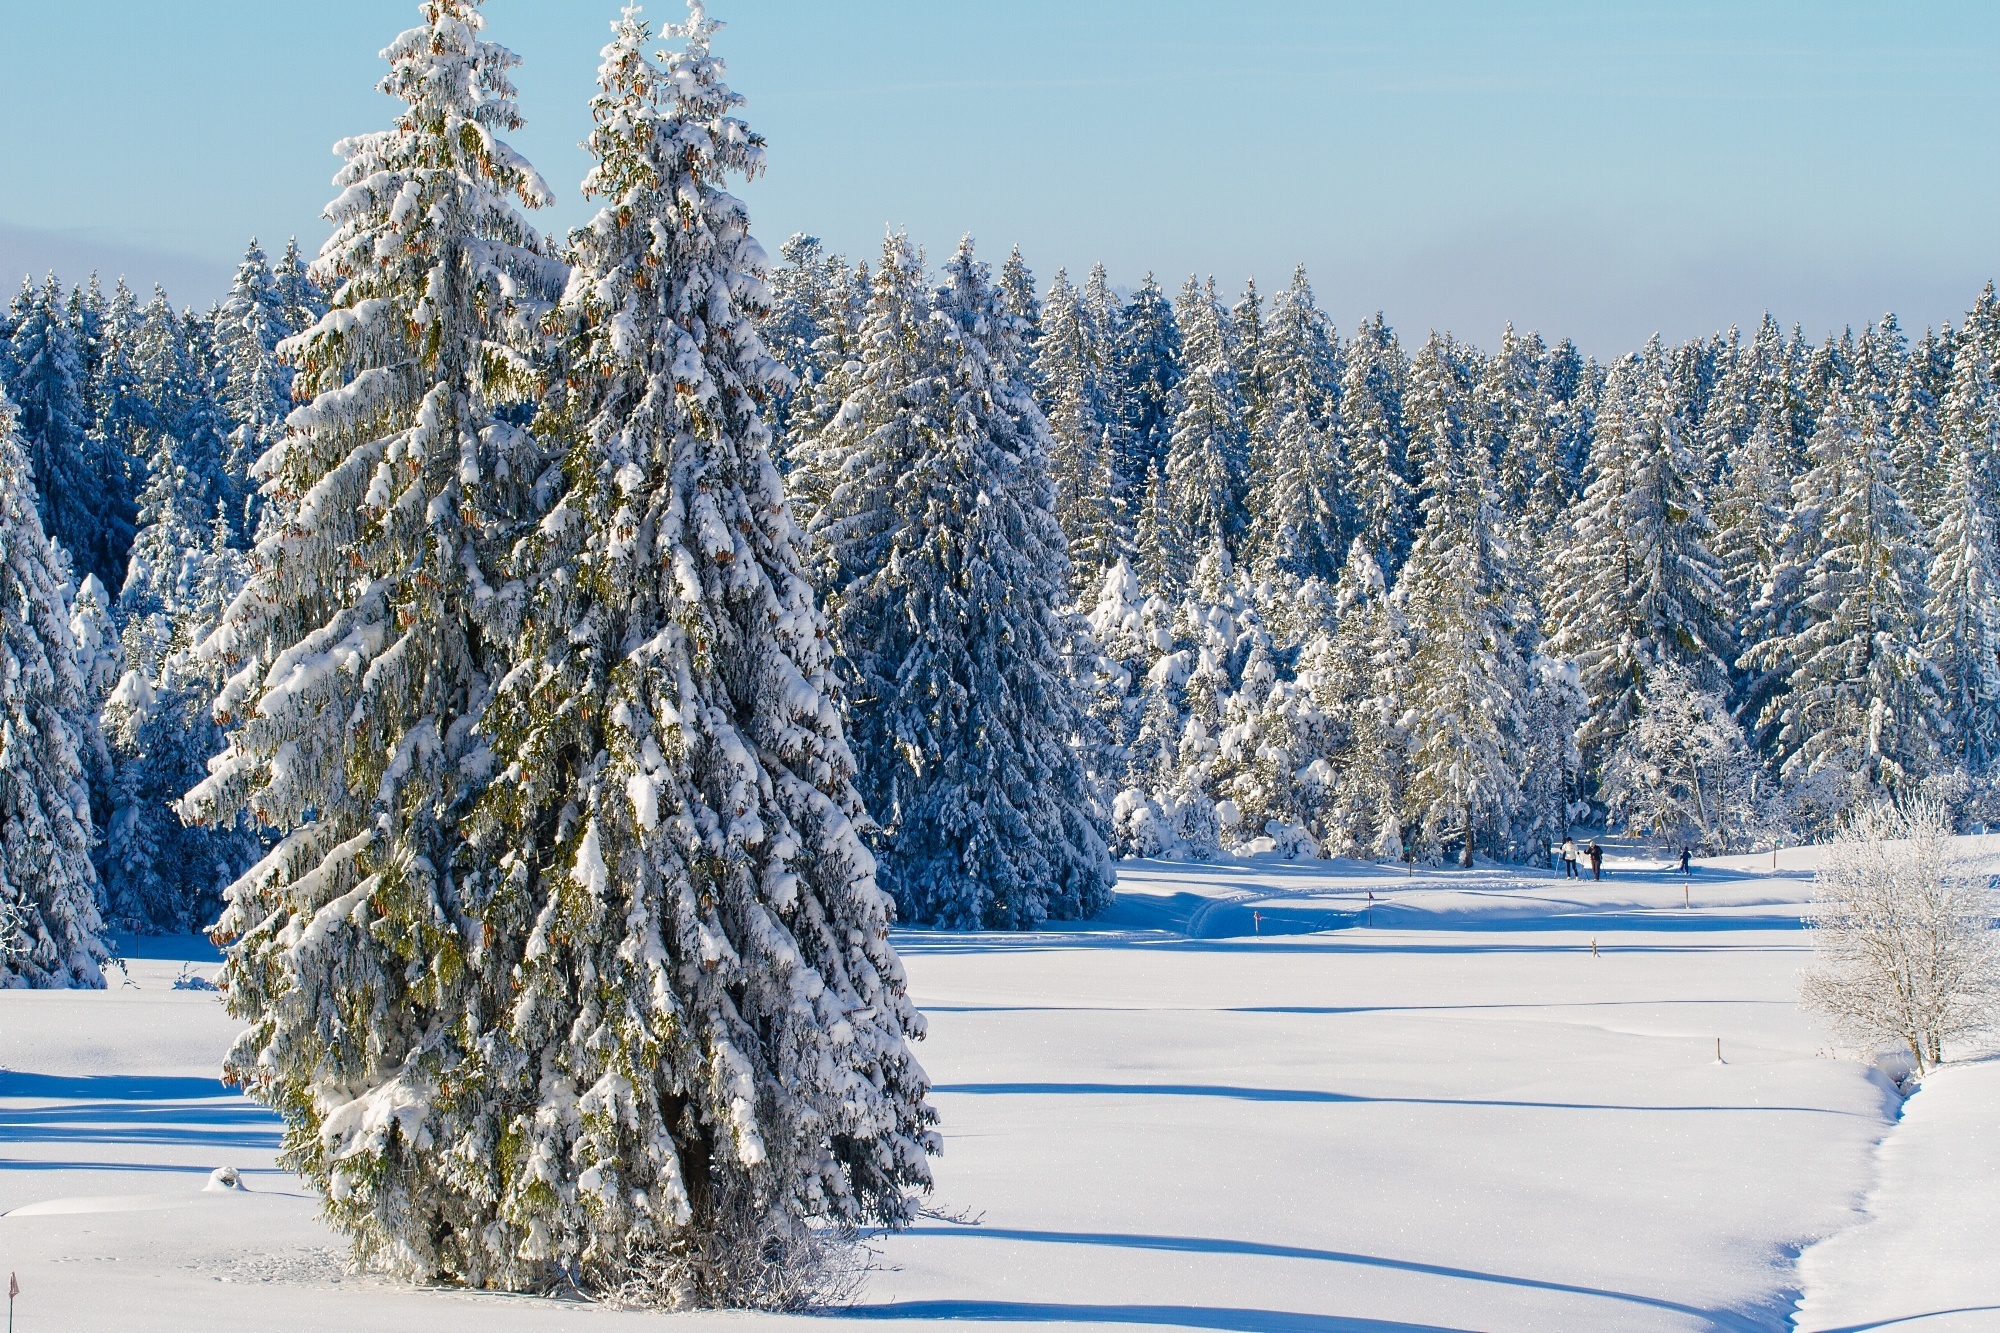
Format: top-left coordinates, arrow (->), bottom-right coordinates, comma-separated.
1800,798 -> 2000,1074
614,1189 -> 870,1312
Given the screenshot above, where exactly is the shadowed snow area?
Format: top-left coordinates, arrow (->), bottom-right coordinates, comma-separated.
0,848 -> 1992,1330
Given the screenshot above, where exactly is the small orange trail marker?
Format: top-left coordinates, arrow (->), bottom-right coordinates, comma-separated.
1252,910 -> 1262,934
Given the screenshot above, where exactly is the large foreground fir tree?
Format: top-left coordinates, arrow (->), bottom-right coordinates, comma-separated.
475,4 -> 935,1298
181,0 -> 567,1285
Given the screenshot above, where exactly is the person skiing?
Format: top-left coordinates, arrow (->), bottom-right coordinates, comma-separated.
1680,846 -> 1692,877
1587,840 -> 1604,881
1561,837 -> 1579,879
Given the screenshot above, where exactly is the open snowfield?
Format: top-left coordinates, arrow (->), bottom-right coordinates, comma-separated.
1,846 -> 1994,1332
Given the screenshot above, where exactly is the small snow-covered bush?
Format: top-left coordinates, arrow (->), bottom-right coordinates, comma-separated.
614,1188 -> 870,1312
1800,798 -> 2000,1074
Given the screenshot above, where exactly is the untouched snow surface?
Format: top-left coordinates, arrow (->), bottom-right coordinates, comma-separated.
0,848 -> 1988,1331
1793,1055 -> 2000,1332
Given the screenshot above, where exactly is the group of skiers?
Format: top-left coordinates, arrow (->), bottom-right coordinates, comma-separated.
1555,839 -> 1696,880
1558,837 -> 1605,880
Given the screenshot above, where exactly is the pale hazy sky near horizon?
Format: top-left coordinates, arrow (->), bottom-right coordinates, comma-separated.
1,1 -> 1995,355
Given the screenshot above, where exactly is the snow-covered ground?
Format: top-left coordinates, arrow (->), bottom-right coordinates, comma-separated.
0,847 -> 1991,1331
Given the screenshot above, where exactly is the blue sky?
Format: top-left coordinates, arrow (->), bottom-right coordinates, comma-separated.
1,1 -> 1994,354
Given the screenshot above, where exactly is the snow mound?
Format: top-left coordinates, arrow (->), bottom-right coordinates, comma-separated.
5,1194 -> 182,1217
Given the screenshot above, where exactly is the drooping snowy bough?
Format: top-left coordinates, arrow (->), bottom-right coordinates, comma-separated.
181,0 -> 570,1288
476,2 -> 936,1302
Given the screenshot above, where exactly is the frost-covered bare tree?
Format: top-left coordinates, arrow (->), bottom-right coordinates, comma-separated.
1599,658 -> 1773,853
1800,798 -> 2000,1074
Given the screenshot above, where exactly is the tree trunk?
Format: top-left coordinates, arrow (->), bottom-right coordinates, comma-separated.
1462,814 -> 1475,869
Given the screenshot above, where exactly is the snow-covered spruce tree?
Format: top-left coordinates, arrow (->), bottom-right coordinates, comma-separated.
1548,340 -> 1731,762
1132,457 -> 1186,598
179,0 -> 568,1285
0,389 -> 107,989
1403,331 -> 1472,510
1739,385 -> 1938,801
1475,324 -> 1547,519
1114,273 -> 1180,497
468,7 -> 937,1301
272,236 -> 329,343
1037,270 -> 1120,591
764,233 -> 861,447
1800,797 -> 2000,1075
1394,404 -> 1527,868
997,246 -> 1040,341
119,423 -> 224,675
6,276 -> 132,589
1304,540 -> 1409,861
1338,313 -> 1412,579
87,280 -> 148,482
213,239 -> 297,537
105,493 -> 258,935
835,238 -> 1112,928
1164,276 -> 1248,557
1922,422 -> 2000,774
130,287 -> 234,562
789,230 -> 932,589
1243,265 -> 1344,582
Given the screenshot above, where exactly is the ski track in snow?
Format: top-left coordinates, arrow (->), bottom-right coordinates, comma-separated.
0,847 -> 1991,1331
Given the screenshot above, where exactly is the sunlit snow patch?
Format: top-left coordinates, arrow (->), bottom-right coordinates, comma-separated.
4,1194 -> 183,1217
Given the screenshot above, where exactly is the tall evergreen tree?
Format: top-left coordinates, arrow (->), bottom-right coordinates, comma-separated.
1338,312 -> 1412,578
1923,427 -> 2000,773
1114,273 -> 1180,496
0,388 -> 107,988
789,231 -> 931,581
1394,399 -> 1526,868
471,6 -> 936,1293
271,236 -> 328,337
1740,386 -> 1937,794
213,239 -> 296,535
1164,276 -> 1248,557
181,0 -> 567,1285
1037,270 -> 1120,591
6,276 -> 131,586
829,238 -> 1113,928
1549,340 -> 1731,760
1242,265 -> 1343,581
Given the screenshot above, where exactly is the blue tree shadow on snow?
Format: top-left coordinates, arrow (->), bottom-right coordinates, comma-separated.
0,1071 -> 280,1153
862,1225 -> 1774,1332
930,1081 -> 1871,1119
841,1301 -> 1479,1332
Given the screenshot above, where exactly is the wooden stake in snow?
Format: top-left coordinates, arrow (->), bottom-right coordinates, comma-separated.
1715,1038 -> 1724,1064
9,1269 -> 17,1333
1253,910 -> 1262,934
1591,937 -> 1599,958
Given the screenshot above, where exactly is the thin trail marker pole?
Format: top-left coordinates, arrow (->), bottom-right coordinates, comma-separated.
1716,1038 -> 1723,1063
1253,910 -> 1261,934
1685,884 -> 1690,909
9,1269 -> 17,1333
